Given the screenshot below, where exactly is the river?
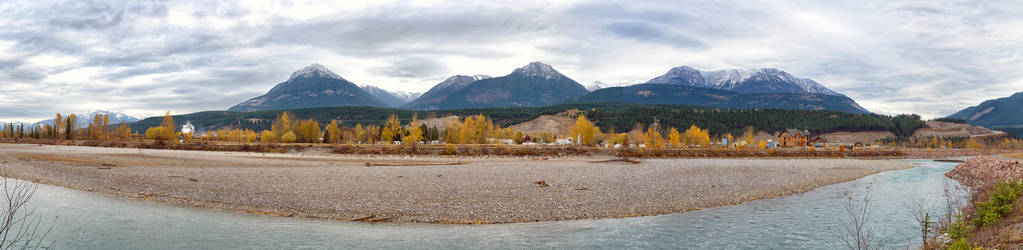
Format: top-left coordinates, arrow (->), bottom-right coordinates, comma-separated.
18,159 -> 964,249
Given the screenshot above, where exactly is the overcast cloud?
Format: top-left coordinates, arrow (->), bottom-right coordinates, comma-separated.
1,0 -> 1021,122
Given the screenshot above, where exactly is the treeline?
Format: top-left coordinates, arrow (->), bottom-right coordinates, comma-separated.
129,103 -> 930,138
0,113 -> 131,141
142,110 -> 736,148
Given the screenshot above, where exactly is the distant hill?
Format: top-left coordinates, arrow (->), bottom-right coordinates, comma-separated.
948,92 -> 1023,128
402,75 -> 490,110
568,84 -> 870,114
361,85 -> 420,108
403,62 -> 589,110
228,64 -> 384,112
647,66 -> 843,96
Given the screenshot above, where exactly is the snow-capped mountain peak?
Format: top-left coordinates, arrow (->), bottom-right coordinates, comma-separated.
648,66 -> 707,87
288,63 -> 343,81
648,66 -> 843,96
437,75 -> 491,89
586,81 -> 610,91
29,110 -> 141,128
513,62 -> 563,79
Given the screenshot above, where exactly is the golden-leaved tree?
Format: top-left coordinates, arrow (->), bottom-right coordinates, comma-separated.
381,114 -> 402,144
568,114 -> 599,146
160,111 -> 176,141
281,131 -> 297,143
260,130 -> 275,143
325,120 -> 341,144
297,119 -> 321,143
644,124 -> 664,149
668,127 -> 682,148
271,112 -> 293,142
683,125 -> 710,147
404,114 -> 423,145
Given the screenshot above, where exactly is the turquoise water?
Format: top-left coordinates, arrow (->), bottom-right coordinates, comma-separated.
22,160 -> 964,249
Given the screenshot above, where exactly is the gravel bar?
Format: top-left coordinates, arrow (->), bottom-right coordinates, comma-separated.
0,143 -> 911,224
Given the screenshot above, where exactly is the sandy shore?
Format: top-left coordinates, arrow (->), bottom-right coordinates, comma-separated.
0,143 -> 911,224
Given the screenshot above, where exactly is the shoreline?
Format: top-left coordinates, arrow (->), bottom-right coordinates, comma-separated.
2,143 -> 913,224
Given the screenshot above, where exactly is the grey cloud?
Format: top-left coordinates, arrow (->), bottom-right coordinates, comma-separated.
1,0 -> 1023,121
46,0 -> 167,30
603,21 -> 704,48
369,58 -> 449,78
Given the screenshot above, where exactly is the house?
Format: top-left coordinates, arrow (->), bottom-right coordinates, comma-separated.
556,137 -> 574,145
778,129 -> 828,147
180,121 -> 195,134
811,136 -> 827,147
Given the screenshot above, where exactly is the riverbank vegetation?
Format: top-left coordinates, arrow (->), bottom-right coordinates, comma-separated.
941,157 -> 1023,248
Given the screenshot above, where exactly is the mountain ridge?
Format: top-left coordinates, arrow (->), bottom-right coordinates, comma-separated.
569,84 -> 869,114
403,62 -> 588,110
947,91 -> 1023,128
647,66 -> 843,96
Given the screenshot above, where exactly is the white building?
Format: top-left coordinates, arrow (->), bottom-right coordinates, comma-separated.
181,121 -> 195,134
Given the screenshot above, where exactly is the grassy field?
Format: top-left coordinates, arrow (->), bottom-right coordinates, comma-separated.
1004,153 -> 1023,159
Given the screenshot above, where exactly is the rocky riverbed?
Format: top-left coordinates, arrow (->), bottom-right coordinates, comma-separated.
0,143 -> 911,224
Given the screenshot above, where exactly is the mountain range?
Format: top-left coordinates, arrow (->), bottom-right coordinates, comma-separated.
226,62 -> 866,114
17,110 -> 141,128
569,84 -> 869,114
948,92 -> 1023,128
645,66 -> 843,96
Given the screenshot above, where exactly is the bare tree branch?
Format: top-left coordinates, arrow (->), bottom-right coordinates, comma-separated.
0,173 -> 56,249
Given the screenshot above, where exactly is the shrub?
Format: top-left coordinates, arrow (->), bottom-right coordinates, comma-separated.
973,181 -> 1023,227
945,238 -> 971,250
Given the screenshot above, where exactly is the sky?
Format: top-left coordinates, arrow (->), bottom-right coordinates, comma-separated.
1,0 -> 1022,122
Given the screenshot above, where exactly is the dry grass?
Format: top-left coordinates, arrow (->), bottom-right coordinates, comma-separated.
1005,153 -> 1023,159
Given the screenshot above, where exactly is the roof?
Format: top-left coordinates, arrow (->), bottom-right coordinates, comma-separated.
782,128 -> 810,136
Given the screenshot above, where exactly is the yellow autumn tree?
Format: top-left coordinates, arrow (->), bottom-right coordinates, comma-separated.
326,120 -> 340,144
568,114 -> 598,146
381,114 -> 402,144
742,126 -> 755,146
113,122 -> 131,141
160,111 -> 176,142
297,119 -> 321,143
354,124 -> 366,143
683,125 -> 710,147
244,129 -> 257,143
54,113 -> 63,139
458,116 -> 476,144
281,131 -> 297,143
404,114 -> 423,145
271,112 -> 293,141
260,130 -> 275,143
667,127 -> 681,148
644,124 -> 664,149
